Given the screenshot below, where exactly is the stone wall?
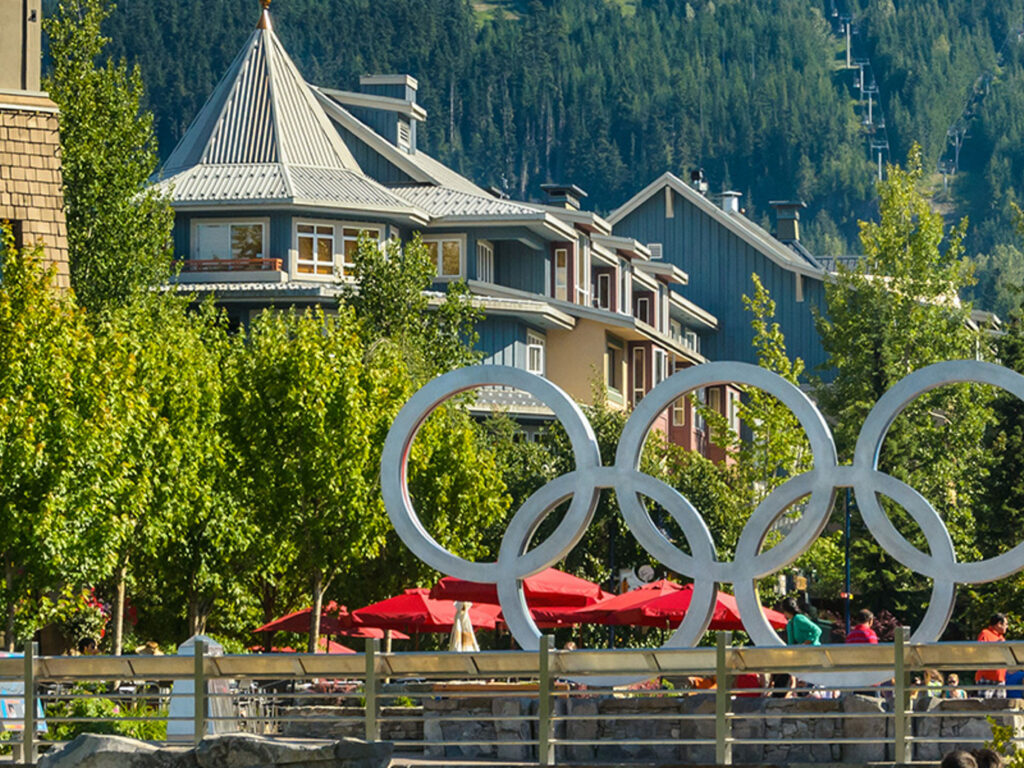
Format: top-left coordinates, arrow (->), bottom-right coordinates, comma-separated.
277,692 -> 1024,764
0,91 -> 69,288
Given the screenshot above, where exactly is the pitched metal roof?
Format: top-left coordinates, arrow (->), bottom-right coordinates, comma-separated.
393,185 -> 543,217
155,11 -> 425,219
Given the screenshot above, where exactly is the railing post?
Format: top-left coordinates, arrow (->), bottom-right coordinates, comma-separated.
715,631 -> 732,765
538,634 -> 555,766
23,641 -> 35,764
365,637 -> 380,742
893,626 -> 909,764
193,639 -> 206,746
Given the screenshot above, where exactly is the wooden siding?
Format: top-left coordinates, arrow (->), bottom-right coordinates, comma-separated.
478,317 -> 525,368
494,239 -> 548,295
334,124 -> 415,185
614,189 -> 829,372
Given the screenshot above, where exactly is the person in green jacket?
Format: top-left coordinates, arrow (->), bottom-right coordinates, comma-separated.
777,597 -> 822,646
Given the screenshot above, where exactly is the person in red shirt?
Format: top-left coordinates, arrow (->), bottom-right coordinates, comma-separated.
846,609 -> 879,644
975,612 -> 1009,698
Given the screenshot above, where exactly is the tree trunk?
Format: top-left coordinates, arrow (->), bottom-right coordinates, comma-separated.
261,578 -> 276,653
309,571 -> 324,653
112,562 -> 128,655
4,557 -> 14,652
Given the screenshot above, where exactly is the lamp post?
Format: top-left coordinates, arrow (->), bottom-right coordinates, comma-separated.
844,488 -> 853,635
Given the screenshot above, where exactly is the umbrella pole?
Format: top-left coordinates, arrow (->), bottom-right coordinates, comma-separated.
385,629 -> 392,654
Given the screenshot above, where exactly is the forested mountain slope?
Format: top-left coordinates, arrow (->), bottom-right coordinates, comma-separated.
60,0 -> 1024,314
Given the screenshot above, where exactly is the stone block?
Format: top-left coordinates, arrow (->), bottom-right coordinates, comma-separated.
492,695 -> 531,762
562,697 -> 598,763
841,692 -> 889,763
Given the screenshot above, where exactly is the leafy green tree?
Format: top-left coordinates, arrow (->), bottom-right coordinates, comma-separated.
44,0 -> 173,312
0,229 -> 126,648
815,145 -> 992,622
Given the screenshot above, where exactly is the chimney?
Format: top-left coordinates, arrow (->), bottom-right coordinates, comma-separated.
358,74 -> 419,153
0,0 -> 42,92
716,190 -> 742,214
540,183 -> 587,210
769,200 -> 807,242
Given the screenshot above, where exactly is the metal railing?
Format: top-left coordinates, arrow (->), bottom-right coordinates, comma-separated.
180,258 -> 283,272
3,632 -> 1024,765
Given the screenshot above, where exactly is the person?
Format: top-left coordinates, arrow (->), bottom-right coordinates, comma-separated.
1005,667 -> 1024,699
77,637 -> 98,655
924,668 -> 944,696
777,597 -> 821,646
945,672 -> 968,699
976,612 -> 1009,698
941,749 -> 978,768
845,609 -> 879,644
769,673 -> 796,698
972,748 -> 1004,768
734,672 -> 767,698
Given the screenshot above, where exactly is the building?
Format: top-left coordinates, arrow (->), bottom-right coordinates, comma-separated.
609,173 -> 829,375
154,2 -> 729,451
0,0 -> 69,286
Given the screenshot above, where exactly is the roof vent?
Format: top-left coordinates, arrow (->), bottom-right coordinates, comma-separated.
769,200 -> 807,242
716,191 -> 742,214
540,183 -> 587,210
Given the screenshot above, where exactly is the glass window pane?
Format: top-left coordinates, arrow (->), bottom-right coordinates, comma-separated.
316,226 -> 333,236
298,237 -> 313,262
196,224 -> 229,260
317,238 -> 332,263
442,241 -> 460,275
231,224 -> 262,259
298,224 -> 314,234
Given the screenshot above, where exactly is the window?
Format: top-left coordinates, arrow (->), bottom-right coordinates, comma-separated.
341,226 -> 382,277
684,330 -> 700,354
576,242 -> 589,304
424,236 -> 463,278
526,331 -> 546,375
708,387 -> 722,414
636,296 -> 650,324
649,242 -> 664,260
297,223 -> 335,275
554,248 -> 568,300
672,363 -> 686,427
728,390 -> 741,434
195,221 -> 265,261
665,186 -> 674,218
595,273 -> 611,309
795,272 -> 804,303
606,338 -> 623,395
653,349 -> 668,385
619,261 -> 632,315
670,319 -> 682,343
632,347 -> 646,406
476,240 -> 494,283
659,286 -> 669,332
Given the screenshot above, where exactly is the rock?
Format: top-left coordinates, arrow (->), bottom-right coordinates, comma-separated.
38,733 -> 390,768
841,693 -> 888,764
38,734 -> 192,768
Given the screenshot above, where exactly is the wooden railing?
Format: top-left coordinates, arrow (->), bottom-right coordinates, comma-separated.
180,258 -> 283,273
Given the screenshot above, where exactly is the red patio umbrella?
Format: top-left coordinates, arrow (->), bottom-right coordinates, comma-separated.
353,588 -> 502,634
430,568 -> 611,607
253,603 -> 409,640
570,579 -> 682,624
574,581 -> 787,631
246,638 -> 355,654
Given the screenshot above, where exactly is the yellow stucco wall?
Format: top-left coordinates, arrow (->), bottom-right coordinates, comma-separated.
546,318 -> 628,410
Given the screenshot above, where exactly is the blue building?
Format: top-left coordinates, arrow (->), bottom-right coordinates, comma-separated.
155,3 -> 725,450
609,174 -> 830,374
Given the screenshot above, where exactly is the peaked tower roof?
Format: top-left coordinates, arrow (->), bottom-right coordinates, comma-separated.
156,5 -> 425,220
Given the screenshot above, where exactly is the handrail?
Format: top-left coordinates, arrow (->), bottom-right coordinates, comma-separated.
180,258 -> 283,272
8,640 -> 1024,681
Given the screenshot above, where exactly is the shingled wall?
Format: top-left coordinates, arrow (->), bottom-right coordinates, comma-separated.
0,90 -> 70,289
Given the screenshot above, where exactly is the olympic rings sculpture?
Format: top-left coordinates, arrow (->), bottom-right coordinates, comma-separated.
381,361 -> 1024,686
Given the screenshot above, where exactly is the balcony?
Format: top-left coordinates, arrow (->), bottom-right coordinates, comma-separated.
175,257 -> 288,285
